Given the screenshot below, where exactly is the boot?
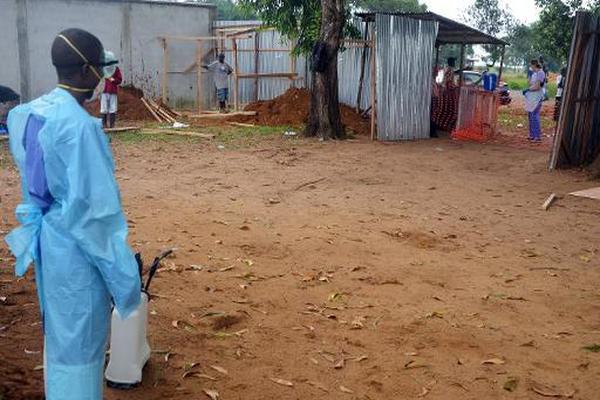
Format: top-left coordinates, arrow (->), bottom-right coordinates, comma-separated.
109,113 -> 116,128
219,101 -> 225,113
101,113 -> 108,128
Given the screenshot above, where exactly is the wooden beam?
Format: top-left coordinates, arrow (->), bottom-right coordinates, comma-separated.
104,126 -> 140,133
161,38 -> 168,104
254,32 -> 260,102
459,43 -> 465,86
498,45 -> 506,83
232,38 -> 239,111
356,21 -> 369,113
197,39 -> 203,114
141,97 -> 163,123
369,23 -> 377,141
159,35 -> 251,41
236,72 -> 299,79
190,111 -> 257,119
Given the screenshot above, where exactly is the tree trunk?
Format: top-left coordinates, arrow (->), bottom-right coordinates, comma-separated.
304,0 -> 345,140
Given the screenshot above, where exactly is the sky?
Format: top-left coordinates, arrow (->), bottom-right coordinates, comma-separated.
423,0 -> 541,24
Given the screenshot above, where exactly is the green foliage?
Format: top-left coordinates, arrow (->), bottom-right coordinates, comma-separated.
214,0 -> 258,20
239,0 -> 427,54
239,0 -> 323,54
464,0 -> 515,66
503,73 -> 557,98
505,24 -> 537,68
532,0 -> 582,65
583,344 -> 600,353
353,0 -> 427,12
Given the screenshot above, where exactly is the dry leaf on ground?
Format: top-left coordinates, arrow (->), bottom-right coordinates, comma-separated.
203,389 -> 220,400
270,377 -> 294,387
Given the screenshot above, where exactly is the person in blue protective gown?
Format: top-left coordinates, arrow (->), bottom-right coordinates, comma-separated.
5,28 -> 141,400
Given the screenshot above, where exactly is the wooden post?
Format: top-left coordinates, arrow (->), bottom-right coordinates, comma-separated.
498,45 -> 505,82
459,43 -> 465,86
356,21 -> 369,113
196,39 -> 203,114
369,23 -> 377,141
232,38 -> 239,111
254,32 -> 260,101
290,39 -> 297,88
161,38 -> 169,104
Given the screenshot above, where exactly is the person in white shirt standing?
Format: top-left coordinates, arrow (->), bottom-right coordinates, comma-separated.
203,53 -> 233,113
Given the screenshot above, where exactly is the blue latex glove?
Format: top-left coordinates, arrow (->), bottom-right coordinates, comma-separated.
522,89 -> 529,96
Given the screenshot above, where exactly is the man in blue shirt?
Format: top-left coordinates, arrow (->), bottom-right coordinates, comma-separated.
5,28 -> 140,400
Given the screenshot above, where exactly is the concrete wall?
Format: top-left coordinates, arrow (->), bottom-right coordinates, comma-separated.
0,0 -> 216,107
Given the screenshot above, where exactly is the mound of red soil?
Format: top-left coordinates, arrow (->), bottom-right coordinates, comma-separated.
231,88 -> 371,136
85,86 -> 153,121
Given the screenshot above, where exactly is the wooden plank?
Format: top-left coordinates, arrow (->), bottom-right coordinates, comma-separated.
104,126 -> 140,133
541,193 -> 557,210
161,38 -> 169,104
142,128 -> 215,139
159,35 -> 250,41
147,98 -> 177,123
237,73 -> 298,79
369,24 -> 377,141
190,111 -> 257,119
232,38 -> 239,111
570,187 -> 600,200
254,32 -> 260,102
228,122 -> 256,128
498,45 -> 506,82
141,97 -> 163,123
356,21 -> 369,113
197,40 -> 204,114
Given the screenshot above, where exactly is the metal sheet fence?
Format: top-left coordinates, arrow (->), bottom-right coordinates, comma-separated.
550,12 -> 600,169
337,20 -> 372,111
213,21 -> 307,105
375,14 -> 438,141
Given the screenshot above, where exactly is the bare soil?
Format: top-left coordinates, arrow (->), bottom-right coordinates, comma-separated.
1,127 -> 599,399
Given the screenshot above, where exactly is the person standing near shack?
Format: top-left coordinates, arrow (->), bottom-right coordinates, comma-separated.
554,67 -> 567,122
100,51 -> 122,129
523,59 -> 546,142
5,28 -> 141,399
203,53 -> 233,113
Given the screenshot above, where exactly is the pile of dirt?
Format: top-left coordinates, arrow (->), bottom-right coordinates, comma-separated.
85,85 -> 154,121
231,88 -> 371,136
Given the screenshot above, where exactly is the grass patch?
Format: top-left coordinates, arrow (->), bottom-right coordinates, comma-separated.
583,344 -> 600,353
498,109 -> 555,131
503,73 -> 557,99
109,123 -> 294,149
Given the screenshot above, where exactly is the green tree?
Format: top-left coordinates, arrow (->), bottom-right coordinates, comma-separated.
353,0 -> 427,12
464,0 -> 515,66
505,23 -> 537,68
213,0 -> 257,20
532,0 -> 584,65
240,0 -> 347,139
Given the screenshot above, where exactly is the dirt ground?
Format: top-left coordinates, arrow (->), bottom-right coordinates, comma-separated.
1,101 -> 600,400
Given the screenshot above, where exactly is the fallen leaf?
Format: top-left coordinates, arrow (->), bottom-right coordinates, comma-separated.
328,292 -> 343,302
307,381 -> 329,392
417,387 -> 430,397
339,385 -> 354,394
582,344 -> 600,353
24,349 -> 40,355
219,265 -> 235,272
172,320 -> 179,328
351,316 -> 366,329
482,358 -> 505,365
183,362 -> 200,371
425,311 -> 444,319
183,371 -> 217,380
270,377 -> 294,387
531,386 -> 575,398
504,377 -> 519,392
242,259 -> 254,267
521,340 -> 537,347
33,365 -> 44,371
268,198 -> 281,204
334,358 -> 345,369
309,357 -> 319,365
203,389 -> 220,400
210,365 -> 228,375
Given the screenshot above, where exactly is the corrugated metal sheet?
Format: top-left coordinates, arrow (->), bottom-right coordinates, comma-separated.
213,21 -> 308,104
337,20 -> 372,110
375,14 -> 438,140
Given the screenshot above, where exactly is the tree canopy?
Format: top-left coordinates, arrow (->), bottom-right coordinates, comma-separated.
353,0 -> 427,13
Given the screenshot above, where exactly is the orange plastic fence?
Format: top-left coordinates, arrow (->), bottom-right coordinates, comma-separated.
451,86 -> 500,142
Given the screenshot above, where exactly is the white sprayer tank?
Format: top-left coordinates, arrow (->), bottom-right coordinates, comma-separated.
105,292 -> 151,386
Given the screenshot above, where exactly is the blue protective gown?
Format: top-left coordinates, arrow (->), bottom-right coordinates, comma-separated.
5,88 -> 141,400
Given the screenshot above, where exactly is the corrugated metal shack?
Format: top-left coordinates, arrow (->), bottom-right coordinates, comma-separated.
549,12 -> 600,170
350,12 -> 508,141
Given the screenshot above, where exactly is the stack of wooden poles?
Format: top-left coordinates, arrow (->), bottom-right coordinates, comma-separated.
141,97 -> 181,124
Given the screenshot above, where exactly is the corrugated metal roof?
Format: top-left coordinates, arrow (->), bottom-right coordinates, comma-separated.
356,11 -> 509,46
